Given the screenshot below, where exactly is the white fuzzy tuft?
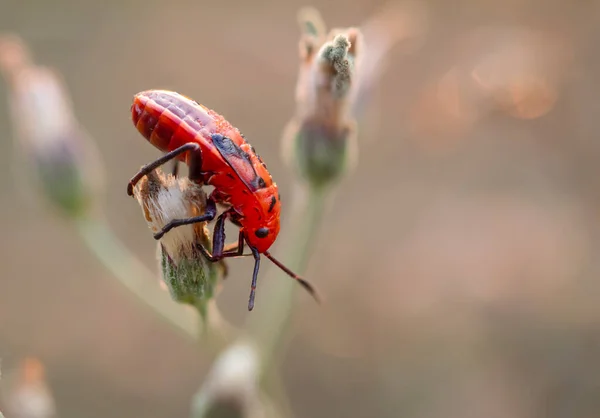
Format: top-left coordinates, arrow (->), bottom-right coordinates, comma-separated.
133,172 -> 208,263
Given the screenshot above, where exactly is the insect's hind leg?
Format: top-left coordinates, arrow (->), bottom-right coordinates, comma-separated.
127,142 -> 203,196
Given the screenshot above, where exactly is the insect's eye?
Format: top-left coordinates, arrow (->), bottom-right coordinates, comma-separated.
255,227 -> 269,238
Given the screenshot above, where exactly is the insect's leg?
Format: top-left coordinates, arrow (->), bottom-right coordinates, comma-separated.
127,143 -> 202,196
187,144 -> 205,184
195,212 -> 246,261
153,198 -> 217,240
210,210 -> 230,259
247,246 -> 261,311
171,160 -> 179,178
228,231 -> 246,255
217,232 -> 248,277
221,230 -> 246,257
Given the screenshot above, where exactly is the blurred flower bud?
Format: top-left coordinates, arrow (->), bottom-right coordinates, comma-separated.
283,5 -> 426,188
0,357 -> 56,418
0,34 -> 104,218
192,342 -> 268,418
283,21 -> 360,189
131,168 -> 225,318
283,117 -> 357,190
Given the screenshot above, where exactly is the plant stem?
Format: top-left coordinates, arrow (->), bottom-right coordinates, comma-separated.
74,215 -> 200,340
245,183 -> 330,370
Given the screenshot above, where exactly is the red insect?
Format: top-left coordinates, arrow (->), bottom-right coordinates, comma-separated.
127,89 -> 318,310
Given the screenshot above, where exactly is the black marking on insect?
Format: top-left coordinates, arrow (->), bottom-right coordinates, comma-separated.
268,196 -> 277,213
211,134 -> 263,191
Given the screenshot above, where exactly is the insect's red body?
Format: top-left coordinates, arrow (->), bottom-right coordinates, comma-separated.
131,90 -> 280,253
128,89 -> 318,310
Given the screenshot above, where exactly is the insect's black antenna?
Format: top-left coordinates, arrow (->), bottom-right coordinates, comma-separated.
248,247 -> 261,311
264,251 -> 321,304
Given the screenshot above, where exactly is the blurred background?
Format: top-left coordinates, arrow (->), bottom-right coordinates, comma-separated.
1,0 -> 600,417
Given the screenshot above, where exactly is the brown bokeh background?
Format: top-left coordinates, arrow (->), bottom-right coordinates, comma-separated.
1,0 -> 600,417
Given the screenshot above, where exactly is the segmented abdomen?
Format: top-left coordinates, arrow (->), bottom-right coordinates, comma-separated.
131,90 -> 221,154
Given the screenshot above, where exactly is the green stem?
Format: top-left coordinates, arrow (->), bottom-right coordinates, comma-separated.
74,215 -> 200,340
245,183 -> 330,370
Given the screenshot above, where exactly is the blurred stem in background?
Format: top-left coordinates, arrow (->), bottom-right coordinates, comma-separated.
75,215 -> 201,339
246,184 -> 328,367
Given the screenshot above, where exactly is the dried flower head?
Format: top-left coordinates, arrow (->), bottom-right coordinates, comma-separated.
283,5 -> 428,188
0,34 -> 104,218
131,168 -> 225,316
282,16 -> 360,189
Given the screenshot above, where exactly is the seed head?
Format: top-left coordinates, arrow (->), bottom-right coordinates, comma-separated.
132,169 -> 224,316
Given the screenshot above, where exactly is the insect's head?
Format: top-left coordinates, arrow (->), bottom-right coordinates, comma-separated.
243,188 -> 281,253
244,219 -> 279,253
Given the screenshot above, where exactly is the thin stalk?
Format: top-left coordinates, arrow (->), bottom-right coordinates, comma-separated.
74,215 -> 200,340
245,183 -> 330,370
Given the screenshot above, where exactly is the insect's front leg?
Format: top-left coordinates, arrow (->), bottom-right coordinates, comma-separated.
153,198 -> 217,240
127,142 -> 203,196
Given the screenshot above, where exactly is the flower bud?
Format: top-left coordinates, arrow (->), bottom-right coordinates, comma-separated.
283,117 -> 357,190
283,6 -> 428,188
131,168 -> 224,317
0,357 -> 56,418
0,34 -> 104,218
192,342 -> 267,418
283,25 -> 360,189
